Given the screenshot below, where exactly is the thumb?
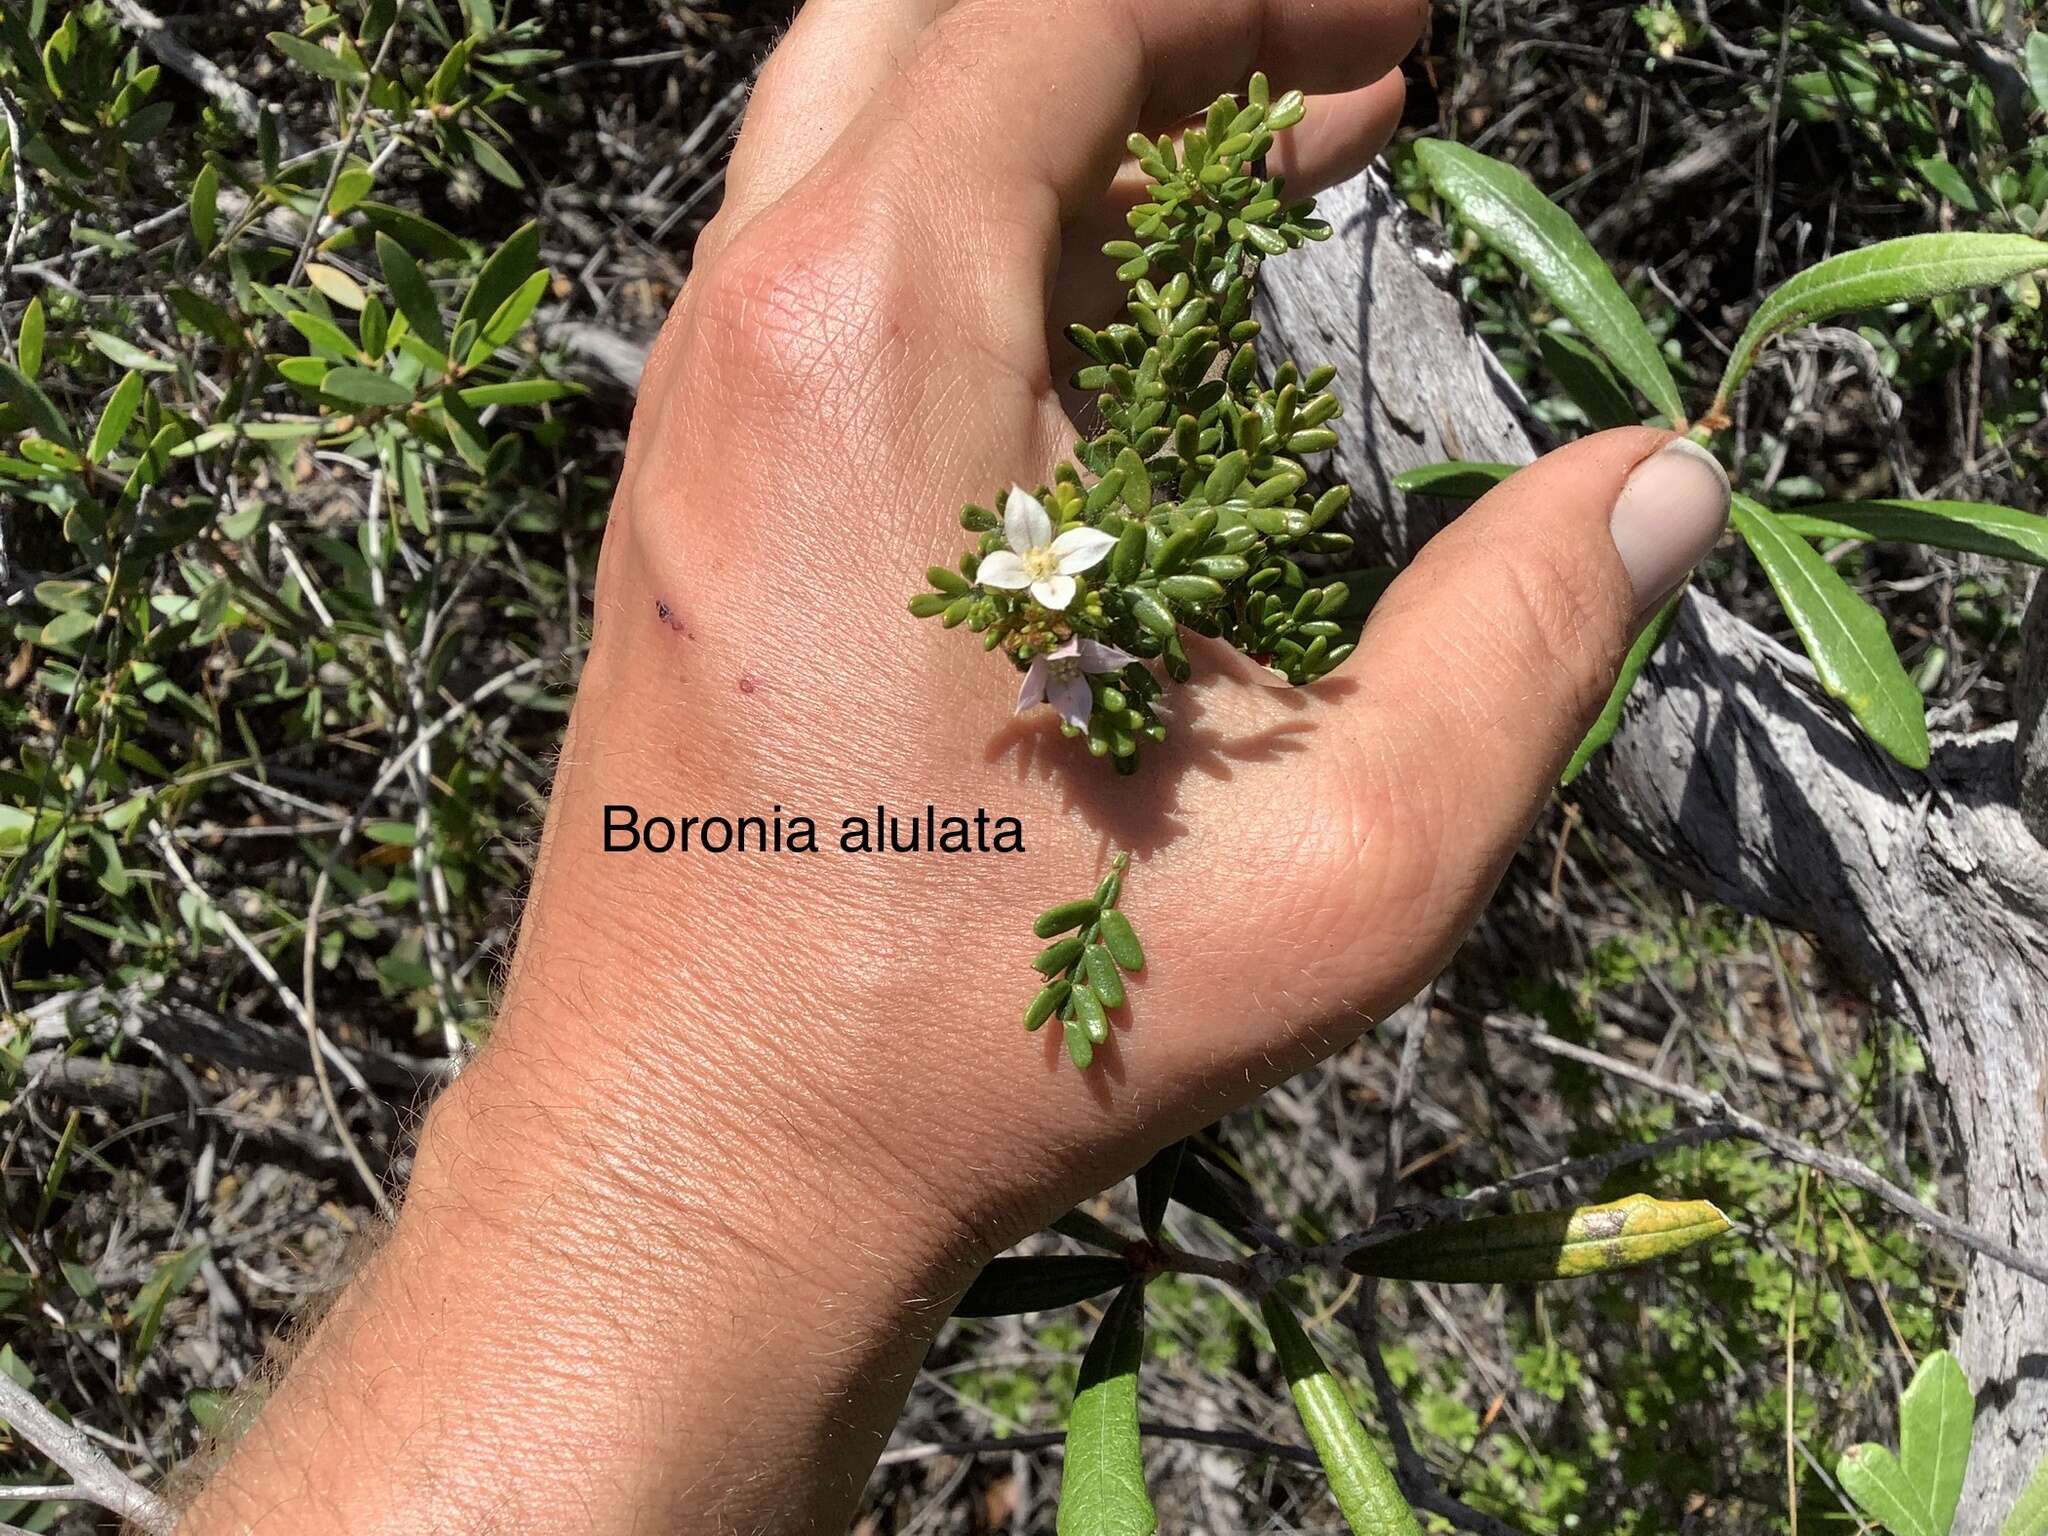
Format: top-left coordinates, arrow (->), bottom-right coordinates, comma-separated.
1324,426 -> 1729,902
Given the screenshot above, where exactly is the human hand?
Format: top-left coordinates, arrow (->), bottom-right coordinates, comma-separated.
185,1 -> 1730,1531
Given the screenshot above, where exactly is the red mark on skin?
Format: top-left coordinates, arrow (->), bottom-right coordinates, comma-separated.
654,597 -> 689,636
737,674 -> 759,696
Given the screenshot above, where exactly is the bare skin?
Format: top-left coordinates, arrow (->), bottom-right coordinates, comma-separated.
183,1 -> 1728,1531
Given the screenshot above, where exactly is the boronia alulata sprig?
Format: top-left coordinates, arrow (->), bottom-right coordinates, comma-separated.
1025,854 -> 1146,1070
908,74 -> 1367,773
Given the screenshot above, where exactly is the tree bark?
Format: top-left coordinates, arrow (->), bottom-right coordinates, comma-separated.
1255,168 -> 2048,1524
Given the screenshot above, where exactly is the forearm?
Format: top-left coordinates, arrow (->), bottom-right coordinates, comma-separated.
181,841 -> 978,1535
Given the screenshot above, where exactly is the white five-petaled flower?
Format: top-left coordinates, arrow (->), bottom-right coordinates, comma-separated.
976,486 -> 1117,612
1016,637 -> 1143,730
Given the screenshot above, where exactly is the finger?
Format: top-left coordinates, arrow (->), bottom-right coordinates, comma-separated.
1325,429 -> 1730,923
834,0 -> 1427,363
1051,72 -> 1409,335
698,0 -> 954,265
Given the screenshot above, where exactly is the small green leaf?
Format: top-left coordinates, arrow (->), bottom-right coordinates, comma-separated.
39,609 -> 97,648
1998,1452 -> 2048,1536
1392,461 -> 1515,499
1838,1350 -> 1975,1536
1261,1289 -> 1423,1536
1717,234 -> 2048,407
1057,1279 -> 1155,1536
1345,1193 -> 1731,1283
955,1255 -> 1132,1318
1416,139 -> 1685,425
0,358 -> 74,447
129,1243 -> 209,1360
1025,979 -> 1071,1032
1035,897 -> 1099,939
190,162 -> 219,250
378,232 -> 446,354
87,371 -> 145,464
1913,156 -> 1981,213
1035,935 -> 1087,975
267,31 -> 369,83
456,220 -> 542,337
1537,331 -> 1641,429
322,366 -> 414,407
1098,909 -> 1145,972
1733,495 -> 1930,769
1135,1140 -> 1185,1239
474,269 -> 549,354
1083,943 -> 1125,1009
2027,32 -> 2048,117
1071,982 -> 1109,1045
18,295 -> 45,378
287,309 -> 361,361
455,378 -> 581,408
1561,595 -> 1680,784
1051,1208 -> 1131,1252
1772,499 -> 2048,566
87,328 -> 174,373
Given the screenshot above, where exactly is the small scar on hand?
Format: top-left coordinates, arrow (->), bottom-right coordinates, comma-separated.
654,597 -> 690,636
737,674 -> 759,696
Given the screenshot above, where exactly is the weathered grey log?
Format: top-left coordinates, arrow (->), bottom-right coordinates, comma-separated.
1257,168 -> 2048,1525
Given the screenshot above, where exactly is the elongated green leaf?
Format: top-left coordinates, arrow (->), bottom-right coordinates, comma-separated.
1392,460 -> 1515,499
18,295 -> 45,378
456,378 -> 582,408
87,371 -> 145,465
1773,499 -> 2048,566
953,1255 -> 1132,1318
1538,330 -> 1641,429
267,31 -> 368,83
129,1243 -> 209,1360
1052,1207 -> 1133,1252
87,328 -> 173,373
1057,1280 -> 1155,1536
456,220 -> 541,337
0,358 -> 74,446
2028,32 -> 2048,117
377,231 -> 445,351
1346,1193 -> 1730,1283
322,366 -> 414,407
1839,1350 -> 1974,1536
474,269 -> 549,354
1136,1140 -> 1186,1239
1999,1453 -> 2048,1536
1261,1290 -> 1422,1536
1732,495 -> 1930,769
1416,139 -> 1685,425
1717,234 -> 2048,406
1561,594 -> 1680,784
190,161 -> 219,250
287,309 -> 360,362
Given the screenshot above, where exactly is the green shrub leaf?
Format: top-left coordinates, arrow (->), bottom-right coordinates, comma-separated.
1136,1140 -> 1185,1239
457,221 -> 542,337
87,371 -> 145,465
1716,234 -> 2048,407
267,31 -> 369,84
1999,1453 -> 2048,1536
2028,32 -> 2048,117
1732,495 -> 1930,769
1561,594 -> 1680,784
1771,499 -> 2048,566
1838,1350 -> 1974,1536
954,1255 -> 1133,1318
322,366 -> 414,408
1415,139 -> 1685,425
1537,330 -> 1641,429
1345,1193 -> 1730,1283
0,358 -> 75,447
1392,460 -> 1515,499
377,232 -> 445,352
1057,1279 -> 1155,1536
1260,1289 -> 1422,1536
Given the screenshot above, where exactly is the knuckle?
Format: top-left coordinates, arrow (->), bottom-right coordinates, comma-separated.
682,194 -> 907,412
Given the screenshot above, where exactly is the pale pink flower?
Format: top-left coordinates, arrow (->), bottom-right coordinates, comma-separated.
975,486 -> 1117,612
1016,637 -> 1142,729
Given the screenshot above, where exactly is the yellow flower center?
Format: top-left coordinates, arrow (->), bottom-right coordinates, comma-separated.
1021,546 -> 1060,581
